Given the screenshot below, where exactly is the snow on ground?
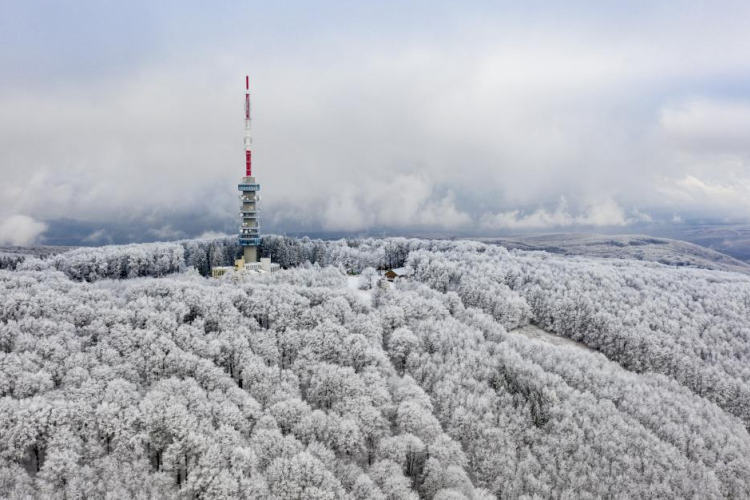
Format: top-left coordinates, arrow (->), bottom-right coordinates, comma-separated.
510,323 -> 594,352
346,275 -> 373,305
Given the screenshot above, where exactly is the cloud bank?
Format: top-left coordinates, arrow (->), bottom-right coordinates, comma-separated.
1,1 -> 750,243
320,174 -> 470,231
480,199 -> 636,230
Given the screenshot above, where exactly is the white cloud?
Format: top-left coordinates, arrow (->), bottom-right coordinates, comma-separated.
197,230 -> 230,239
577,200 -> 631,227
632,210 -> 653,223
481,199 -> 633,230
650,98 -> 750,220
323,189 -> 371,232
412,191 -> 471,228
679,175 -> 737,198
82,229 -> 112,244
660,99 -> 750,156
147,225 -> 185,241
321,173 -> 471,231
0,215 -> 47,246
656,174 -> 750,217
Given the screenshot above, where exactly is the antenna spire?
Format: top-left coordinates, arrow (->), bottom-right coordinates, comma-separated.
244,75 -> 252,176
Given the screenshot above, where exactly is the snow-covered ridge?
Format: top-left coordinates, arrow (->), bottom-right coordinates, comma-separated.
479,233 -> 750,274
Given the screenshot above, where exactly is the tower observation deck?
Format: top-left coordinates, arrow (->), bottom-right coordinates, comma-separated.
239,76 -> 260,262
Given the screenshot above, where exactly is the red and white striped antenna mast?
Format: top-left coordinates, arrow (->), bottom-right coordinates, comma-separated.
237,74 -> 261,263
244,75 -> 252,176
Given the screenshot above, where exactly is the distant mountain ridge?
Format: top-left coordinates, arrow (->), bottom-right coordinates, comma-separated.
678,225 -> 750,263
478,233 -> 750,275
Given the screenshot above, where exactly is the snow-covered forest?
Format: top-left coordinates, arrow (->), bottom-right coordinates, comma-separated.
2,236 -> 750,499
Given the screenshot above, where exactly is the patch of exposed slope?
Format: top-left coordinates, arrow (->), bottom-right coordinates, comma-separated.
510,323 -> 594,352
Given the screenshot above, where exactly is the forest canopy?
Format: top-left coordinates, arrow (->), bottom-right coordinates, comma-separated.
1,236 -> 750,499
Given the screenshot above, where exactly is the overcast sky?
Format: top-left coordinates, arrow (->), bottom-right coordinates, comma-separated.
1,0 -> 750,245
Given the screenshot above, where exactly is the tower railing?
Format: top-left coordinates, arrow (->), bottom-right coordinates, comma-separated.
239,236 -> 261,246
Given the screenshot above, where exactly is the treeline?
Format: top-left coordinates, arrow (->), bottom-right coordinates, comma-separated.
0,246 -> 73,271
11,238 -> 240,281
258,235 -> 426,271
5,234 -> 444,282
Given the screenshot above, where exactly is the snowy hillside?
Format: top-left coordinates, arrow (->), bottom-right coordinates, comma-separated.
479,234 -> 750,274
1,236 -> 750,498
